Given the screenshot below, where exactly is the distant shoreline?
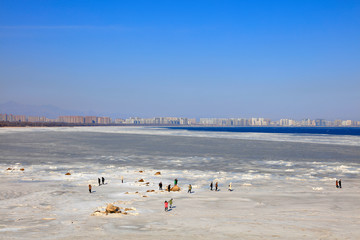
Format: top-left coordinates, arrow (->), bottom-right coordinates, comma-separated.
1,121 -> 360,128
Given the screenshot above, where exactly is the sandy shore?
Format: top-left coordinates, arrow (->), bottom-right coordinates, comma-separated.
1,164 -> 359,240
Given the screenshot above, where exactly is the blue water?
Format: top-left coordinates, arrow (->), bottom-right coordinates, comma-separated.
166,127 -> 360,136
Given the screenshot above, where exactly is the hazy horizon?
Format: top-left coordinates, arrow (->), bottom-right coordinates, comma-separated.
1,1 -> 359,120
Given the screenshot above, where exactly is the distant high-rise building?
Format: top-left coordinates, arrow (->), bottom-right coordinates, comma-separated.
13,115 -> 27,122
315,119 -> 326,127
28,116 -> 41,122
84,116 -> 97,124
58,116 -> 84,124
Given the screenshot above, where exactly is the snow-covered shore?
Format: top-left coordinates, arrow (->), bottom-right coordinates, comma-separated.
1,163 -> 359,239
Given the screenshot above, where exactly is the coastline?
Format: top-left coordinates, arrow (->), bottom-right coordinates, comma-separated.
1,128 -> 359,239
2,164 -> 359,239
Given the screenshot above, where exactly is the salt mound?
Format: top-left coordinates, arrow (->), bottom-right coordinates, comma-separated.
171,185 -> 181,191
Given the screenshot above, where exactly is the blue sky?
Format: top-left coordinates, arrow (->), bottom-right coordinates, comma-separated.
0,0 -> 359,120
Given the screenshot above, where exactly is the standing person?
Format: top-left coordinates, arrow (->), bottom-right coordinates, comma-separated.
159,182 -> 163,190
169,198 -> 173,208
164,201 -> 168,212
215,182 -> 218,191
188,184 -> 192,193
336,179 -> 339,188
174,178 -> 178,186
210,182 -> 213,191
98,178 -> 101,186
89,184 -> 92,193
102,177 -> 105,185
228,182 -> 232,191
339,179 -> 342,188
168,184 -> 171,192
121,176 -> 124,183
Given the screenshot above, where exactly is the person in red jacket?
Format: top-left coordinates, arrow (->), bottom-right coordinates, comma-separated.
164,201 -> 168,212
89,184 -> 92,193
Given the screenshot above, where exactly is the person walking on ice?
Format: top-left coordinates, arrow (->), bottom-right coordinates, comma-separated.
121,176 -> 124,183
164,201 -> 168,212
188,184 -> 192,193
215,182 -> 218,191
102,177 -> 105,185
339,179 -> 342,188
228,182 -> 232,191
210,182 -> 213,191
336,179 -> 339,188
169,198 -> 173,208
98,178 -> 101,186
89,184 -> 92,193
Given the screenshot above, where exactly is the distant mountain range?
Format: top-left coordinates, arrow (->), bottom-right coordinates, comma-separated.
0,101 -> 89,119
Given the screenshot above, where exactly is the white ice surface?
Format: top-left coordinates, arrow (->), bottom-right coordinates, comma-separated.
1,126 -> 360,146
1,163 -> 360,239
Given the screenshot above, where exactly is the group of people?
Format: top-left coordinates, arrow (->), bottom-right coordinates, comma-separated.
98,177 -> 105,186
88,177 -> 106,193
209,181 -> 219,191
209,181 -> 233,191
336,179 -> 342,188
159,178 -> 179,192
164,198 -> 173,212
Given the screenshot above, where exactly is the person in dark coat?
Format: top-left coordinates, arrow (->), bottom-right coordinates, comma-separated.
102,177 -> 105,185
168,184 -> 171,192
89,184 -> 92,193
339,179 -> 342,188
159,182 -> 163,190
98,178 -> 101,186
210,182 -> 213,191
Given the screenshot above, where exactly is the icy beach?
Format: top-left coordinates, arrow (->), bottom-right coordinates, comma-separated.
1,127 -> 360,239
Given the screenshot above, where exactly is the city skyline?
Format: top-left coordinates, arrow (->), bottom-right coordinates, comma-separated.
1,1 -> 360,120
1,111 -> 360,127
1,100 -> 360,123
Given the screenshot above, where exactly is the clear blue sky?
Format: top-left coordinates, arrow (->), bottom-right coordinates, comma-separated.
1,0 -> 359,120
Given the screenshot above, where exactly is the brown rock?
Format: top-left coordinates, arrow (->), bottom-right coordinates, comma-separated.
65,172 -> 71,175
154,172 -> 161,175
139,170 -> 144,173
6,168 -> 12,170
106,204 -> 121,214
146,190 -> 155,192
171,185 -> 181,191
20,168 -> 25,171
138,179 -> 144,182
125,192 -> 129,194
143,195 -> 147,197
